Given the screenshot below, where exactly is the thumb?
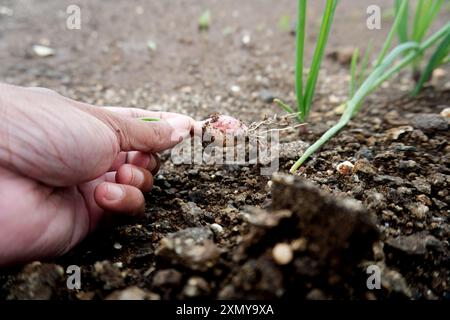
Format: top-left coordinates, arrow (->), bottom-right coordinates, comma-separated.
106,114 -> 195,153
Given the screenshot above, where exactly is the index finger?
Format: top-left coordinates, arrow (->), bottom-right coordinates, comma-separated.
103,107 -> 192,121
104,107 -> 203,136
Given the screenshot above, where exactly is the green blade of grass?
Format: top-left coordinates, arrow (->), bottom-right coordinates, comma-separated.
278,15 -> 291,32
199,9 -> 211,31
301,0 -> 338,121
357,40 -> 373,87
395,0 -> 409,43
413,29 -> 450,95
375,0 -> 408,67
349,48 -> 359,98
412,0 -> 426,42
410,0 -> 444,73
415,0 -> 444,42
441,54 -> 450,65
295,0 -> 307,121
274,98 -> 294,114
140,118 -> 161,122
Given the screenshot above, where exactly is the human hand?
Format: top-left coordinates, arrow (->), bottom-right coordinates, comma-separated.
0,83 -> 198,267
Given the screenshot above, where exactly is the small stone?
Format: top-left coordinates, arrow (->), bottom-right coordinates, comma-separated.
408,203 -> 429,220
152,269 -> 183,288
364,191 -> 386,211
147,40 -> 157,51
182,277 -> 210,298
355,147 -> 374,160
328,94 -> 342,104
372,241 -> 385,261
395,144 -> 418,151
0,6 -> 14,16
416,194 -> 432,206
7,262 -> 64,299
234,193 -> 247,204
327,46 -> 355,65
202,211 -> 215,223
398,160 -> 418,171
75,291 -> 95,300
155,227 -> 220,271
412,114 -> 448,133
374,175 -> 405,186
291,238 -> 307,252
243,208 -> 292,228
241,34 -> 251,46
440,107 -> 450,119
385,233 -> 441,255
412,177 -> 431,194
135,6 -> 144,15
177,200 -> 204,227
230,85 -> 241,93
106,286 -> 160,300
410,130 -> 428,142
352,158 -> 376,175
93,261 -> 125,290
278,141 -> 310,160
113,243 -> 122,250
187,169 -> 199,176
188,190 -> 205,203
199,172 -> 210,181
32,45 -> 55,57
305,288 -> 327,300
333,103 -> 346,114
428,173 -> 447,187
433,68 -> 446,79
180,86 -> 192,94
272,243 -> 294,265
259,89 -> 275,103
385,126 -> 413,140
210,223 -> 224,236
432,198 -> 447,209
336,161 -> 354,175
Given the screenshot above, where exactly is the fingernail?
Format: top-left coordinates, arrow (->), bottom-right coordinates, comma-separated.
105,184 -> 124,201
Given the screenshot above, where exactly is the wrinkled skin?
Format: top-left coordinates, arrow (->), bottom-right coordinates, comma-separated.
0,83 -> 200,267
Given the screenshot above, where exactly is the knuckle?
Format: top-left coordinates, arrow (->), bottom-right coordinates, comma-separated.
105,115 -> 132,150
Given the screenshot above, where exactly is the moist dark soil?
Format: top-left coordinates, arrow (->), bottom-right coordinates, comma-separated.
0,0 -> 449,300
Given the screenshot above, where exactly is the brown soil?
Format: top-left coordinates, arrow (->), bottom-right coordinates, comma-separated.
0,0 -> 449,300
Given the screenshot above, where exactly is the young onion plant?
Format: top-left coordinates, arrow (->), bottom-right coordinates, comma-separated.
275,0 -> 339,122
290,16 -> 450,173
394,0 -> 447,84
413,26 -> 450,94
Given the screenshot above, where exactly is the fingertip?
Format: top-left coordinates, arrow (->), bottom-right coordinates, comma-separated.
116,164 -> 153,192
95,182 -> 125,202
127,151 -> 151,168
149,153 -> 161,175
94,182 -> 145,217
